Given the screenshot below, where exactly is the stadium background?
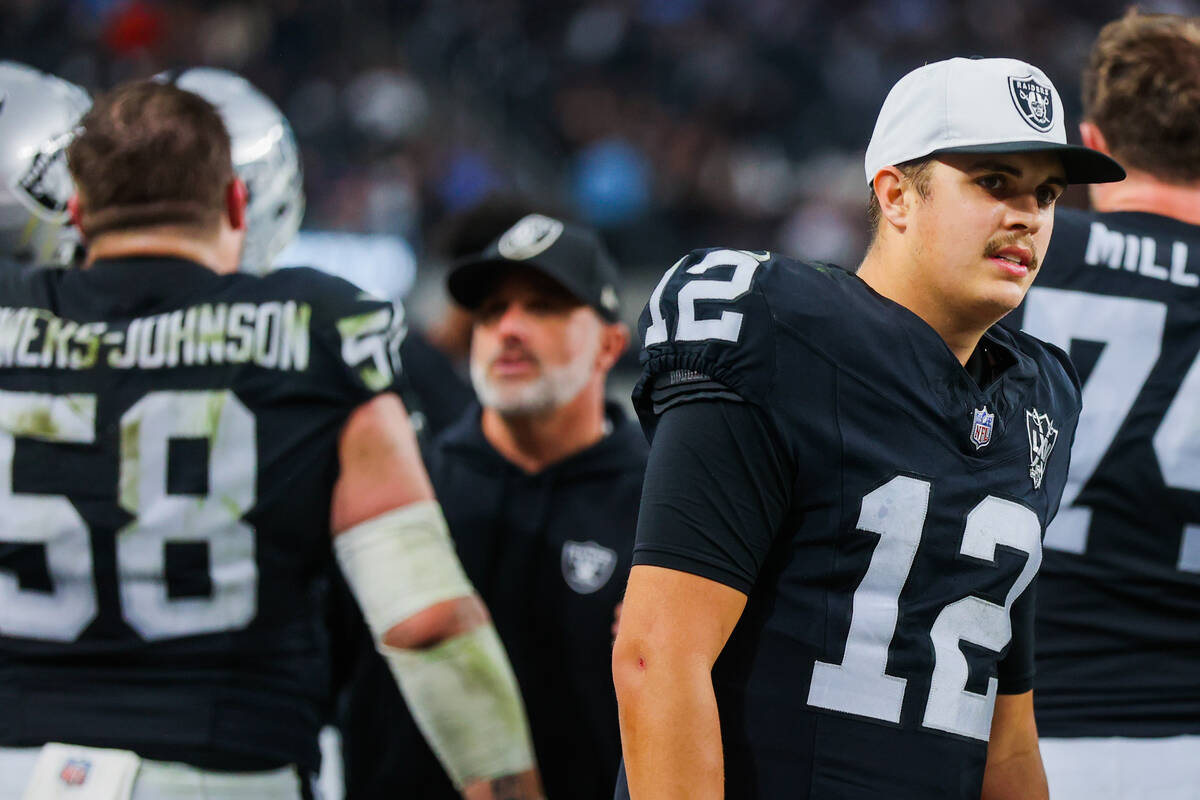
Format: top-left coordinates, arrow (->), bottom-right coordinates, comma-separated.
8,0 -> 1197,339
3,1 -> 1198,796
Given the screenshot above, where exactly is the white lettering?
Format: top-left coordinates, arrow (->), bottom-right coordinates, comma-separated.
196,304 -> 226,365
15,311 -> 43,368
1123,234 -> 1140,272
71,323 -> 105,370
279,301 -> 310,371
0,308 -> 25,367
253,302 -> 281,369
108,320 -> 138,368
1084,222 -> 1125,268
1171,241 -> 1198,288
1138,238 -> 1170,281
226,303 -> 255,363
136,314 -> 168,369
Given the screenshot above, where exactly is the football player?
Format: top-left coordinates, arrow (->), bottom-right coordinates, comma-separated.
1002,11 -> 1200,799
612,57 -> 1124,799
0,62 -> 90,270
0,80 -> 541,800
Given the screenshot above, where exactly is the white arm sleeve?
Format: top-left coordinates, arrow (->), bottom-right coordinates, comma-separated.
333,500 -> 537,788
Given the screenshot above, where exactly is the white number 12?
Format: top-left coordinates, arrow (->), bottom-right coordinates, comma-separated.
644,249 -> 767,346
807,476 -> 1042,741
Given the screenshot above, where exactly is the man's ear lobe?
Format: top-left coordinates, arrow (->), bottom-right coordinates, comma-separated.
227,178 -> 248,230
873,167 -> 911,231
1079,122 -> 1110,155
67,195 -> 85,238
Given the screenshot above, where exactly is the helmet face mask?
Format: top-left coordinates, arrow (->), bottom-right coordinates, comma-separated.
165,68 -> 306,275
0,62 -> 91,268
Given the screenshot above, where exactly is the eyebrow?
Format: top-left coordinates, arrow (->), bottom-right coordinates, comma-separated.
969,159 -> 1068,189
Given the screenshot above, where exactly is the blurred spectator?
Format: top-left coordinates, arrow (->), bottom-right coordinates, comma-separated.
4,0 -> 1183,289
339,214 -> 645,799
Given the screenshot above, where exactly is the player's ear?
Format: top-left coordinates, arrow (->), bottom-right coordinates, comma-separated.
1079,122 -> 1110,155
596,319 -> 630,373
67,194 -> 86,241
226,178 -> 248,231
873,167 -> 911,232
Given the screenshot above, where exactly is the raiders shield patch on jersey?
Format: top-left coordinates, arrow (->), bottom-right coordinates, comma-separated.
1026,408 -> 1059,489
562,540 -> 617,594
1009,75 -> 1054,133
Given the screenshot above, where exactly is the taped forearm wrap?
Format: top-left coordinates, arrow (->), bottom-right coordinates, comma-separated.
334,500 -> 536,787
333,499 -> 474,635
380,623 -> 537,788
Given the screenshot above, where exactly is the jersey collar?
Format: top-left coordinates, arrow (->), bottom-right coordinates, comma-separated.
71,256 -> 227,318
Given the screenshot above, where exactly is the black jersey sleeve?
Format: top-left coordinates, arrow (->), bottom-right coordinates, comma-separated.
633,399 -> 795,594
996,579 -> 1037,694
632,248 -> 777,433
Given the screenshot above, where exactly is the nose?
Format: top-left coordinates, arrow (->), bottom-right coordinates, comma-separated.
1003,194 -> 1044,234
493,302 -> 532,339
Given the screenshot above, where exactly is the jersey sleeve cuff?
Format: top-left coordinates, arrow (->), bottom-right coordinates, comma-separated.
997,672 -> 1034,695
632,544 -> 754,595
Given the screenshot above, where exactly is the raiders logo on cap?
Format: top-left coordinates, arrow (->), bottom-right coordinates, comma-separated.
1008,75 -> 1054,133
497,214 -> 565,261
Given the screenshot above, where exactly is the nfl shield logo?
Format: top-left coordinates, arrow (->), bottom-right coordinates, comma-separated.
59,758 -> 91,786
971,406 -> 994,450
1008,75 -> 1054,133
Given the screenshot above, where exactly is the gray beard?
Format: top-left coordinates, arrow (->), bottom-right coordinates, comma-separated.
470,347 -> 597,417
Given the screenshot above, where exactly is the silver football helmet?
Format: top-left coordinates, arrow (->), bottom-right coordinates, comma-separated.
0,62 -> 90,267
164,68 -> 305,274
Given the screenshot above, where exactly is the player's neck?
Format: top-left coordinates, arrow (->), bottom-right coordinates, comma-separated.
480,382 -> 608,474
1089,170 -> 1200,226
83,227 -> 239,274
857,247 -> 984,366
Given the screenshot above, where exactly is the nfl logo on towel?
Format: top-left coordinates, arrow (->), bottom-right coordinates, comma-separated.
971,407 -> 994,450
59,758 -> 91,786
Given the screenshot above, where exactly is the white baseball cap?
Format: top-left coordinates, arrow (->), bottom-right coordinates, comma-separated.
864,57 -> 1125,186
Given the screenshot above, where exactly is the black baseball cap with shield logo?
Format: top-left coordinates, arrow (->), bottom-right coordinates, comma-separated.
447,214 -> 622,322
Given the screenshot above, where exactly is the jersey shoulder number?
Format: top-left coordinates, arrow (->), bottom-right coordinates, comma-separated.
266,266 -> 407,395
635,249 -> 851,415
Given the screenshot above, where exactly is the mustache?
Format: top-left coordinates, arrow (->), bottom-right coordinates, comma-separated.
489,344 -> 540,369
985,234 -> 1039,271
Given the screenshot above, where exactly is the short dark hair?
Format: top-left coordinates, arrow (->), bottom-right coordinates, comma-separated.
1083,9 -> 1200,183
867,158 -> 934,237
67,80 -> 235,236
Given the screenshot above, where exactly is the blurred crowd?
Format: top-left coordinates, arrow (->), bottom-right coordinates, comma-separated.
4,0 -> 1197,282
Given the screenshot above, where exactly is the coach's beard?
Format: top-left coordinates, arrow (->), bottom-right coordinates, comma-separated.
470,342 -> 598,417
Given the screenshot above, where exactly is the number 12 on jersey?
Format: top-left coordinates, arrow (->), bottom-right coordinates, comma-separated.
807,476 -> 1041,741
644,249 -> 768,346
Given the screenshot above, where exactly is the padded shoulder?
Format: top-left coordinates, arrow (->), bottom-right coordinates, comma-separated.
633,248 -> 850,421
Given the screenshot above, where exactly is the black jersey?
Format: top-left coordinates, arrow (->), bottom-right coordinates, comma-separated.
1005,208 -> 1200,737
624,249 -> 1080,799
0,256 -> 406,772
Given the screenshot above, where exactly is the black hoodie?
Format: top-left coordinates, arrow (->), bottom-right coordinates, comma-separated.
339,401 -> 647,800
